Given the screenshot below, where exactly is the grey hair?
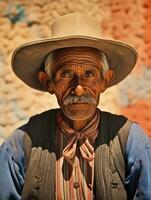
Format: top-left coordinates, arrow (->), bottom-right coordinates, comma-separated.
44,50 -> 109,79
44,53 -> 54,79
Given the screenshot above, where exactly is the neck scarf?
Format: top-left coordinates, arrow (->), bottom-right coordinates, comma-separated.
57,109 -> 100,165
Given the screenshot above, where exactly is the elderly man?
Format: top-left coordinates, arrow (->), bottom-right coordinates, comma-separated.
0,13 -> 151,200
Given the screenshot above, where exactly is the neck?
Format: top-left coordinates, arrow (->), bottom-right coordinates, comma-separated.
71,119 -> 89,131
62,111 -> 97,131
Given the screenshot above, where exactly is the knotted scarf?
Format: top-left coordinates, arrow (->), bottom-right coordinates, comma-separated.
57,109 -> 100,165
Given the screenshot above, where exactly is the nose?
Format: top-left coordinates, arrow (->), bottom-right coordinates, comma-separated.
72,75 -> 85,96
74,85 -> 84,96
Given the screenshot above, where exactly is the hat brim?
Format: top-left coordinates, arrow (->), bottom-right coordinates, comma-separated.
11,35 -> 138,91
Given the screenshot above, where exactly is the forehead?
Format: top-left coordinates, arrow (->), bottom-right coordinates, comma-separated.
51,47 -> 103,71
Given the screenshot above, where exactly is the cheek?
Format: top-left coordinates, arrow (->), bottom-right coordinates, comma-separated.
53,80 -> 68,101
85,79 -> 102,95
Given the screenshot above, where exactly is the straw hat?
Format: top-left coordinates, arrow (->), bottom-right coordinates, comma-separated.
11,13 -> 138,91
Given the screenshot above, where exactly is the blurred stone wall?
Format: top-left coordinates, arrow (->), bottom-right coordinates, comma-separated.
0,0 -> 151,143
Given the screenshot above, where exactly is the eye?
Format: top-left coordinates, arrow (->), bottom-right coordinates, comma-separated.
61,71 -> 73,78
84,70 -> 95,78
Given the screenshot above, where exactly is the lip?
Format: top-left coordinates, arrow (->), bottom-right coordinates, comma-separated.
66,102 -> 90,106
72,102 -> 88,104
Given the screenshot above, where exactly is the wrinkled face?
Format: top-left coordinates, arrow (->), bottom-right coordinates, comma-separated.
50,47 -> 108,120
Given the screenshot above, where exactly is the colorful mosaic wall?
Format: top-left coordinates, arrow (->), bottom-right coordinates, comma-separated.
0,0 -> 151,143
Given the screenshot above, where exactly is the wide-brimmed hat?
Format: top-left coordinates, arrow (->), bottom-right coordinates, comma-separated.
11,13 -> 138,91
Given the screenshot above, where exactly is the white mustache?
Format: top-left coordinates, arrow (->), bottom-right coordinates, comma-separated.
63,94 -> 97,105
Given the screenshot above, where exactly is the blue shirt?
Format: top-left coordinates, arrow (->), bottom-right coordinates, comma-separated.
0,123 -> 151,199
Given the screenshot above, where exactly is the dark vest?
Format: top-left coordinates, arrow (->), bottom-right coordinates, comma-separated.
21,109 -> 132,200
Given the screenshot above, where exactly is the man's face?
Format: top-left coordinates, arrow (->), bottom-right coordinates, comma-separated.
50,47 -> 108,121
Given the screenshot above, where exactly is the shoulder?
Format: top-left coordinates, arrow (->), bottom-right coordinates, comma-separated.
126,123 -> 151,157
0,129 -> 25,167
19,108 -> 60,149
0,109 -> 57,157
100,111 -> 151,152
29,108 -> 59,120
99,110 -> 130,135
3,129 -> 25,151
22,108 -> 59,131
100,110 -> 128,125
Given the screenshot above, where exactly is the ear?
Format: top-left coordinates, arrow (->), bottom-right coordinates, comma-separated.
38,71 -> 54,94
100,70 -> 115,92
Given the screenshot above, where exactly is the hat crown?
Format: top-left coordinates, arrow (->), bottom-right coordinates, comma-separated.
51,13 -> 101,38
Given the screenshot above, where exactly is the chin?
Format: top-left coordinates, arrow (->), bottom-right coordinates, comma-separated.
62,104 -> 97,121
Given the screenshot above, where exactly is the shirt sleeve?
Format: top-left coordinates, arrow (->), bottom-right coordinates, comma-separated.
0,129 -> 25,200
126,123 -> 151,200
